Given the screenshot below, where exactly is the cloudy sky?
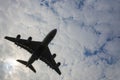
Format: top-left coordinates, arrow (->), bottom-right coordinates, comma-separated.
0,0 -> 120,80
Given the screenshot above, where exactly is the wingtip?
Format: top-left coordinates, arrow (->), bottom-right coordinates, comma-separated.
4,36 -> 7,39
54,68 -> 61,75
34,70 -> 36,73
58,71 -> 62,75
16,59 -> 20,62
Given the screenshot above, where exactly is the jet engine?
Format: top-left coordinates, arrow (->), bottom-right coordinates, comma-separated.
16,34 -> 21,40
57,62 -> 61,67
15,34 -> 21,44
52,54 -> 56,58
27,36 -> 32,43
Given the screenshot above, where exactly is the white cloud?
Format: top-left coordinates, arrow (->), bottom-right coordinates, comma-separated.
0,0 -> 120,80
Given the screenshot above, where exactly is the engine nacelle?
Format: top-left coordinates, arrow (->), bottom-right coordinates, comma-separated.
52,54 -> 56,58
27,37 -> 32,43
57,62 -> 61,67
15,34 -> 21,44
16,34 -> 21,40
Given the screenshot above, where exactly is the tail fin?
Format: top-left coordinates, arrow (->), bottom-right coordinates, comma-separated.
17,59 -> 36,73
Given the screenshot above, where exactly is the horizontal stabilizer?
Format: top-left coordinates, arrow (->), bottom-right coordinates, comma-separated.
17,60 -> 27,65
17,59 -> 36,73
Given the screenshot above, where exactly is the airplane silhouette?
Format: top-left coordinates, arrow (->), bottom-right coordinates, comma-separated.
4,29 -> 61,75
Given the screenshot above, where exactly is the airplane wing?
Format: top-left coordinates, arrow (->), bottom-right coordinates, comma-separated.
5,36 -> 41,53
39,47 -> 61,75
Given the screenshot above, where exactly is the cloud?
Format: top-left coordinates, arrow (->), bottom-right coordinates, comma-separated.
0,0 -> 120,80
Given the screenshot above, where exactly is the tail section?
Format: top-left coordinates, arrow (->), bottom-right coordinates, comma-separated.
17,59 -> 36,73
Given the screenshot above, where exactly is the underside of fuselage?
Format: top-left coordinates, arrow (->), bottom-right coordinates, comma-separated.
27,43 -> 48,66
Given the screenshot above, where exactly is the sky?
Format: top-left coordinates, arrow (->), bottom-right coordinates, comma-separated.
0,0 -> 120,80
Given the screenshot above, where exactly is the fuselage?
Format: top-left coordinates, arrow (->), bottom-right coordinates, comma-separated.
26,29 -> 57,66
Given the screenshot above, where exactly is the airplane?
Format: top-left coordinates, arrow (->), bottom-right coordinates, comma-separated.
4,29 -> 61,75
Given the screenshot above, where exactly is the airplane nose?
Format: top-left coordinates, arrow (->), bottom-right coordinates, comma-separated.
53,29 -> 57,33
54,29 -> 57,32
